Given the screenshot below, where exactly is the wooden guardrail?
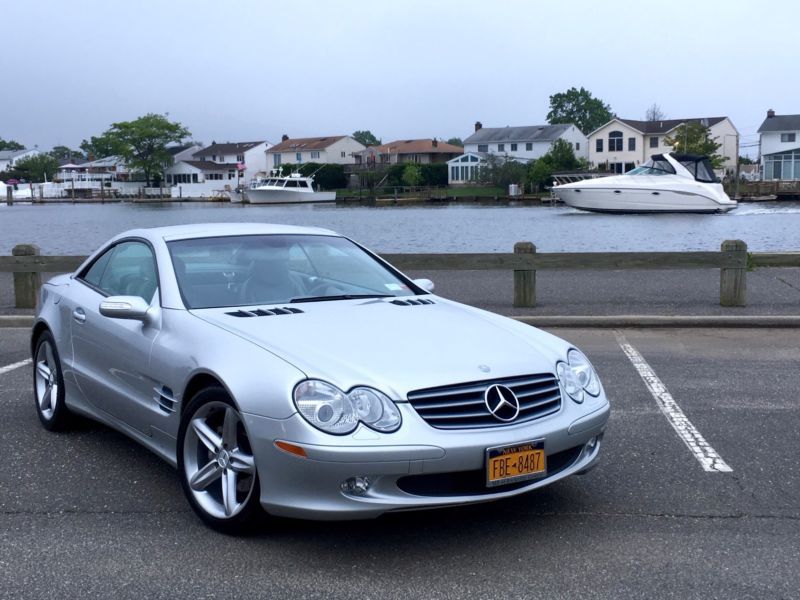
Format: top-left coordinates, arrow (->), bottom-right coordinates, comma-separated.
2,240 -> 800,310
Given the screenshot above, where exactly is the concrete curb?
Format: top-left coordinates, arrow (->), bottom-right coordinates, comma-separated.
4,314 -> 800,329
513,315 -> 800,328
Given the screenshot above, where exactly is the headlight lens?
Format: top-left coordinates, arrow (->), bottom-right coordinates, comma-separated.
556,349 -> 601,403
294,380 -> 402,434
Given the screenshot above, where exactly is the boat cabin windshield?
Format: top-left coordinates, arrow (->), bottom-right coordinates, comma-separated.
627,157 -> 676,176
675,155 -> 719,183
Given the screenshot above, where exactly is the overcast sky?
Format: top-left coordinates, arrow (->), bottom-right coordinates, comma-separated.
2,0 -> 796,157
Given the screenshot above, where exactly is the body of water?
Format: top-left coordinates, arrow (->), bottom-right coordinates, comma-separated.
2,201 -> 800,255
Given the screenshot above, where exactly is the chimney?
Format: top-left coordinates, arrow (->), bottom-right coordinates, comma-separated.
475,121 -> 482,132
432,138 -> 438,148
281,134 -> 289,141
767,109 -> 775,118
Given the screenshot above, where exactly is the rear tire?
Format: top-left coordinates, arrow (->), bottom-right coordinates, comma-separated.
32,331 -> 72,431
177,387 -> 264,534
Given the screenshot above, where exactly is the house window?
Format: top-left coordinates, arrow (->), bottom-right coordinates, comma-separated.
166,174 -> 172,184
192,173 -> 198,183
608,131 -> 623,152
273,154 -> 281,166
650,136 -> 659,148
526,143 -> 532,151
296,152 -> 302,163
498,144 -> 505,152
510,143 -> 517,151
236,154 -> 244,162
477,144 -> 488,152
228,171 -> 236,179
596,139 -> 603,152
341,151 -> 346,158
207,173 -> 223,180
781,133 -> 796,143
576,142 -> 580,151
211,155 -> 216,162
451,166 -> 458,181
628,137 -> 636,151
311,151 -> 320,159
461,166 -> 467,180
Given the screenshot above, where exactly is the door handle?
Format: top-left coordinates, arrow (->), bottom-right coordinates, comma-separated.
72,307 -> 86,324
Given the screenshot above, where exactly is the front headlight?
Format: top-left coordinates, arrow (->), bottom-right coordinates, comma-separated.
556,349 -> 601,403
294,380 -> 402,434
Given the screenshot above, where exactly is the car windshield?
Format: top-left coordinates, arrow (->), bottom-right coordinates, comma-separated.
627,157 -> 676,176
168,234 -> 419,309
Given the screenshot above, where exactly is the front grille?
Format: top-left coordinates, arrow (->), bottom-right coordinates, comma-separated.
396,445 -> 582,497
407,373 -> 562,430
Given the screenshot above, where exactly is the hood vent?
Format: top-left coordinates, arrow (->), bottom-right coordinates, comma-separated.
226,307 -> 304,318
391,298 -> 435,306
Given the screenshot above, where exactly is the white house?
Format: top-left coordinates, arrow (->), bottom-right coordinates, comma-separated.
758,110 -> 800,180
191,140 -> 271,182
448,122 -> 587,185
587,117 -> 739,173
265,135 -> 366,168
0,148 -> 40,173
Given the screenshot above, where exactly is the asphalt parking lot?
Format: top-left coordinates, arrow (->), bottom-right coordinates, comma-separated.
1,326 -> 798,599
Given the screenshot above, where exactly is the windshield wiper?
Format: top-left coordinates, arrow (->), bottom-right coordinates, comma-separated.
290,294 -> 393,303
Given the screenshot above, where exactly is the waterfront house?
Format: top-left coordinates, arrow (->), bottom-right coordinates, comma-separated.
191,140 -> 270,179
0,148 -> 40,173
266,135 -> 366,168
587,117 -> 739,173
447,122 -> 587,185
360,139 -> 463,165
758,110 -> 800,180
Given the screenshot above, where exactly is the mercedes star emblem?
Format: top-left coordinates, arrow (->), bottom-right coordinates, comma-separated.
484,384 -> 520,422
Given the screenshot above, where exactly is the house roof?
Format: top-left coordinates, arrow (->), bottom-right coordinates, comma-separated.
181,160 -> 239,171
0,149 -> 34,160
266,136 -> 349,153
167,143 -> 199,156
615,117 -> 727,135
464,124 -> 571,144
193,141 -> 265,157
758,114 -> 800,133
371,139 -> 464,154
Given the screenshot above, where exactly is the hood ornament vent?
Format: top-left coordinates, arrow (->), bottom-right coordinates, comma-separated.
390,298 -> 435,306
226,307 -> 304,318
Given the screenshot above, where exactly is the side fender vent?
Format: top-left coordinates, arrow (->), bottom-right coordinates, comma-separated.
226,307 -> 305,317
154,386 -> 176,413
391,298 -> 435,306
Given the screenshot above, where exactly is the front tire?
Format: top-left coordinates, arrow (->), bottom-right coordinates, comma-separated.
33,331 -> 72,431
177,387 -> 263,534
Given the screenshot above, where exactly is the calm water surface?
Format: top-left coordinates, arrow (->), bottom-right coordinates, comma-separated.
1,201 -> 800,254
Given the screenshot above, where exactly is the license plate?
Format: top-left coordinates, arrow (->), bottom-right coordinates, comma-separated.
486,440 -> 546,487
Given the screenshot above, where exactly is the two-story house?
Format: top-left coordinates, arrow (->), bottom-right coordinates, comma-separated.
588,117 -> 739,173
758,110 -> 800,180
448,122 -> 587,185
164,140 -> 270,187
265,135 -> 366,168
0,148 -> 40,173
359,138 -> 463,165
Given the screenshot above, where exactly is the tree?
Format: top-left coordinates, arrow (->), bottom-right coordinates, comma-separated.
446,137 -> 464,147
80,132 -> 127,159
401,163 -> 423,187
3,153 -> 60,183
738,156 -> 754,165
664,122 -> 726,168
546,87 -> 614,134
0,138 -> 25,151
645,103 -> 666,122
526,139 -> 584,191
104,113 -> 190,185
50,145 -> 84,162
352,130 -> 381,147
478,155 -> 527,187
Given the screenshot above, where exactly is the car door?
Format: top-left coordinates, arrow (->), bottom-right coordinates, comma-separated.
69,240 -> 161,434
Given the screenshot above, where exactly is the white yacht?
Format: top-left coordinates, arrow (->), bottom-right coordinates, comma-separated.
552,153 -> 737,214
244,171 -> 336,204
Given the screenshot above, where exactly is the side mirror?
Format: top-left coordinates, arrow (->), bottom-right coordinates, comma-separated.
99,296 -> 151,321
413,278 -> 435,293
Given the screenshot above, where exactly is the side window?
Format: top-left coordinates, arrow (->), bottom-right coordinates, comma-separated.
82,241 -> 158,302
82,248 -> 114,288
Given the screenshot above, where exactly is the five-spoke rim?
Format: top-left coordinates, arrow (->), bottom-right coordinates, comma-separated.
183,401 -> 256,519
35,340 -> 58,420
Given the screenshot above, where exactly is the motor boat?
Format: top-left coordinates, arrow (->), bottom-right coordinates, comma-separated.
552,153 -> 737,214
244,171 -> 336,204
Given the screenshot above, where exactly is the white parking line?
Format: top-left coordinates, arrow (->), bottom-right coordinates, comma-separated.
0,358 -> 32,376
614,332 -> 732,473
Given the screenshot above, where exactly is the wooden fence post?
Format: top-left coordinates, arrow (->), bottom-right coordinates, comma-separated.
513,241 -> 536,308
6,185 -> 13,206
12,244 -> 41,309
720,239 -> 747,306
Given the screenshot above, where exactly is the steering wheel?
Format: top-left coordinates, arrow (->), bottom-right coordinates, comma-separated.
306,279 -> 346,296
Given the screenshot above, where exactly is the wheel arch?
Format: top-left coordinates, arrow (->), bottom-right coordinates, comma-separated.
181,371 -> 236,416
30,320 -> 51,356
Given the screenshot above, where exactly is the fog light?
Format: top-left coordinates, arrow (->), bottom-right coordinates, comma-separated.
341,476 -> 371,496
585,436 -> 598,451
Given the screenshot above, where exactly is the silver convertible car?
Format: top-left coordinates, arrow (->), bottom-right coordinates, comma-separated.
32,223 -> 610,533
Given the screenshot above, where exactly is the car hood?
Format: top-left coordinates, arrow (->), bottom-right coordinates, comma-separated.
191,297 -> 568,399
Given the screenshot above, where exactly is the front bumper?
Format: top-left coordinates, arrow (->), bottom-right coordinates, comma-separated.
242,397 -> 610,520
